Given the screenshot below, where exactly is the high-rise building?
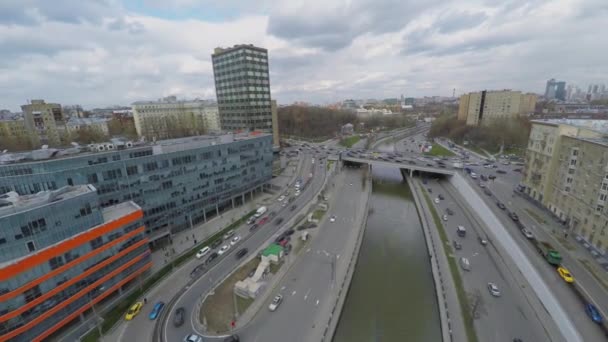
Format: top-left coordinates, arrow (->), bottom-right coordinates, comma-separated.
0,133 -> 273,245
132,97 -> 216,140
545,79 -> 567,101
523,120 -> 608,252
212,44 -> 272,133
457,90 -> 537,126
545,79 -> 557,99
21,99 -> 66,147
0,185 -> 150,341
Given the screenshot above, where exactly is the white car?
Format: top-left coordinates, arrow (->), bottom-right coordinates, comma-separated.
442,214 -> 448,221
470,172 -> 478,179
295,191 -> 301,197
183,334 -> 203,342
277,195 -> 286,202
218,244 -> 230,255
195,246 -> 210,259
487,282 -> 501,297
230,236 -> 241,246
434,198 -> 440,204
522,228 -> 534,239
330,215 -> 336,222
268,294 -> 283,311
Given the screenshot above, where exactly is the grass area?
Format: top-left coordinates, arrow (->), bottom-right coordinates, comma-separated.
327,160 -> 334,171
339,135 -> 361,148
524,208 -> 548,225
312,209 -> 326,221
421,191 -> 478,342
236,295 -> 254,314
201,257 -> 261,333
578,259 -> 608,292
425,143 -> 456,157
82,209 -> 257,342
269,259 -> 284,274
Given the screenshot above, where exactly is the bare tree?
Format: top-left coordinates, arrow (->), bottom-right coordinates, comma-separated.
468,290 -> 485,320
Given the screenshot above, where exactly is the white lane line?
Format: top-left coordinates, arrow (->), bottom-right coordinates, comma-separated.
315,300 -> 320,306
337,254 -> 340,259
304,288 -> 311,301
281,286 -> 286,291
292,290 -> 297,296
306,248 -> 311,252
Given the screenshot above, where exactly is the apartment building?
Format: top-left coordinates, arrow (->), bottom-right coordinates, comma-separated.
21,99 -> 67,147
0,185 -> 150,341
0,116 -> 31,149
458,90 -> 537,126
66,117 -> 110,136
0,133 -> 273,245
212,45 -> 273,134
132,97 -> 218,140
523,120 -> 608,251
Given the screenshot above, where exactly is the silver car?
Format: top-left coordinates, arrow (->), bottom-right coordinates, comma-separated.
487,282 -> 501,297
184,334 -> 203,342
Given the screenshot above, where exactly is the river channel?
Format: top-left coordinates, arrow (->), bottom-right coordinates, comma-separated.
333,143 -> 441,342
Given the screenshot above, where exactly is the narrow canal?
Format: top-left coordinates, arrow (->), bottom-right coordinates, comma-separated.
333,143 -> 441,342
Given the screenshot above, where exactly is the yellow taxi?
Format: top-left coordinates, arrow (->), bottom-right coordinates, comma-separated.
557,266 -> 574,283
125,302 -> 143,320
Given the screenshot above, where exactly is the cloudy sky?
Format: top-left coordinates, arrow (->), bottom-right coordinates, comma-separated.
1,0 -> 607,111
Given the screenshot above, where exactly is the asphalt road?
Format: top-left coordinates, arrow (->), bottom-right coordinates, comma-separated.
426,179 -> 554,342
466,165 -> 608,341
161,153 -> 327,342
237,167 -> 367,342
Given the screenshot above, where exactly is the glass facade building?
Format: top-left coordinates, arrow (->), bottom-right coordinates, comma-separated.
0,185 -> 150,341
212,44 -> 272,132
0,133 -> 273,244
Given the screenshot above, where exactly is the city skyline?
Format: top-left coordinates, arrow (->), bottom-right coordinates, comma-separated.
1,0 -> 608,111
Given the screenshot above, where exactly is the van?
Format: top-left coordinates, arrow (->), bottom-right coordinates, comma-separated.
255,206 -> 267,218
457,225 -> 466,237
460,257 -> 471,271
195,246 -> 210,259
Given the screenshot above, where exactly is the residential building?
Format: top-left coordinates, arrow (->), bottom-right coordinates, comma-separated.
66,117 -> 110,137
132,97 -> 212,140
0,132 -> 273,246
21,99 -> 67,147
0,185 -> 150,341
523,119 -> 608,252
199,104 -> 220,132
212,44 -> 272,132
355,107 -> 393,118
457,90 -> 537,126
271,100 -> 279,147
0,115 -> 32,150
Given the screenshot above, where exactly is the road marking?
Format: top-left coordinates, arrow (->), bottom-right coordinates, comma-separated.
281,286 -> 286,291
292,290 -> 297,296
304,288 -> 311,300
306,248 -> 311,252
316,300 -> 320,306
337,254 -> 340,259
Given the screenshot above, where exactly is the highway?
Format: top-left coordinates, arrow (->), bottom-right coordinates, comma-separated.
161,151 -> 327,342
237,167 -> 368,341
426,179 -> 556,342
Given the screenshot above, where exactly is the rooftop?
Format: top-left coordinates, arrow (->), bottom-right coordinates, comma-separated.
66,117 -> 109,125
0,132 -> 270,165
212,44 -> 267,56
132,96 -> 215,106
532,119 -> 608,135
0,185 -> 95,218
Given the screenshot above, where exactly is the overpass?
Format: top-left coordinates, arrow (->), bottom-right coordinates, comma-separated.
341,155 -> 457,177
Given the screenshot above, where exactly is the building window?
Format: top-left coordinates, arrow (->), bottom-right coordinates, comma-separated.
26,241 -> 36,253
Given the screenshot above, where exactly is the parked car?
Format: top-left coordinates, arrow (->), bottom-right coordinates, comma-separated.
125,302 -> 143,320
218,245 -> 230,255
230,236 -> 241,245
446,208 -> 454,215
557,266 -> 574,283
521,228 -> 534,239
496,169 -> 507,174
205,252 -> 219,264
513,168 -> 522,173
149,301 -> 165,320
488,175 -> 496,180
249,223 -> 259,231
211,239 -> 223,249
173,307 -> 185,327
285,229 -> 295,236
508,212 -> 519,221
434,198 -> 440,204
183,334 -> 203,342
442,214 -> 448,221
268,294 -> 283,311
438,194 -> 445,200
275,217 -> 284,226
290,205 -> 297,211
487,282 -> 501,297
483,188 -> 492,196
480,174 -> 488,181
236,248 -> 248,259
195,246 -> 211,259
478,236 -> 488,245
585,303 -> 603,324
223,230 -> 235,240
453,240 -> 462,250
246,216 -> 256,225
496,201 -> 506,210
330,215 -> 337,222
277,195 -> 286,202
459,257 -> 471,271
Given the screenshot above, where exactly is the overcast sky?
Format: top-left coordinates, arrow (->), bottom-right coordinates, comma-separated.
1,0 -> 607,111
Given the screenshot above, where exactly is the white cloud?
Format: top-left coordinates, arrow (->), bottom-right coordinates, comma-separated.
0,0 -> 607,111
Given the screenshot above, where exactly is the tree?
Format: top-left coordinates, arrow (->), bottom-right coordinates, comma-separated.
107,118 -> 137,139
70,127 -> 106,144
468,289 -> 485,319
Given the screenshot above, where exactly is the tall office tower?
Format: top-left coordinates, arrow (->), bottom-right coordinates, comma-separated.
212,44 -> 272,134
555,81 -> 567,101
545,79 -> 557,99
21,99 -> 66,147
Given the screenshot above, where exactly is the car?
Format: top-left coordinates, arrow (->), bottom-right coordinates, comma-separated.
223,230 -> 235,240
434,198 -> 440,204
211,239 -> 223,249
452,240 -> 462,250
230,236 -> 241,245
285,228 -> 295,236
438,194 -> 445,200
480,174 -> 488,181
249,223 -> 259,231
246,217 -> 256,225
446,208 -> 454,215
275,217 -> 284,226
427,188 -> 432,193
205,252 -> 219,264
442,214 -> 448,221
149,301 -> 165,320
483,188 -> 492,196
488,175 -> 496,180
290,204 -> 297,211
330,215 -> 336,222
125,302 -> 143,320
258,217 -> 269,225
478,236 -> 488,245
268,294 -> 283,311
470,172 -> 478,179
223,335 -> 240,342
236,248 -> 248,259
479,183 -> 486,188
496,169 -> 507,174
282,201 -> 288,207
557,266 -> 574,283
487,282 -> 501,297
496,201 -> 506,210
295,191 -> 301,196
173,307 -> 185,327
195,246 -> 211,259
521,228 -> 534,239
277,195 -> 286,202
509,212 -> 519,221
513,168 -> 522,173
218,244 -> 230,255
183,334 -> 203,342
585,303 -> 603,324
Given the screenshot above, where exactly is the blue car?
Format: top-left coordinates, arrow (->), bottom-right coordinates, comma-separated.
585,303 -> 603,324
149,301 -> 165,320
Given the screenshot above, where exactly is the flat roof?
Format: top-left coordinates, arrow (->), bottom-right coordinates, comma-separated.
102,201 -> 141,222
0,185 -> 95,218
213,44 -> 267,56
532,119 -> 608,134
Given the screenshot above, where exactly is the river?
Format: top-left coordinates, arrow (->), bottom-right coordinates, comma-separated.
333,143 -> 441,342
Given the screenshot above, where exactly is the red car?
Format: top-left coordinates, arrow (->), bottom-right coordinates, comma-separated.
258,217 -> 269,225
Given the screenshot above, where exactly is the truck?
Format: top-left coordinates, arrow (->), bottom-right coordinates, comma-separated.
452,162 -> 463,169
534,240 -> 562,266
254,206 -> 267,218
